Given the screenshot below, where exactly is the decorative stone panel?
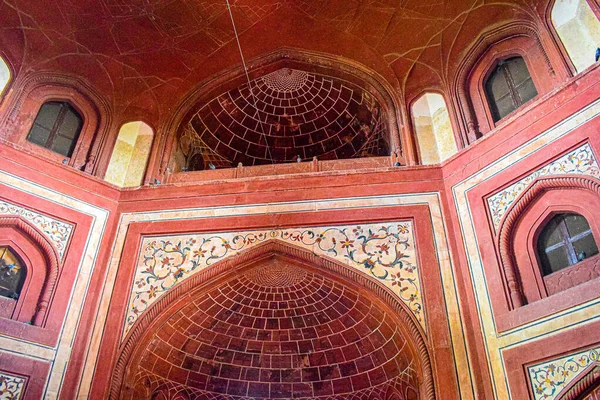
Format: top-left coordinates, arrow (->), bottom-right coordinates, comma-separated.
123,221 -> 423,338
487,143 -> 600,231
529,346 -> 600,400
0,371 -> 26,400
0,200 -> 73,260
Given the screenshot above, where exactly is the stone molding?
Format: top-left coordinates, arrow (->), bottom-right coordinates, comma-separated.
451,21 -> 553,143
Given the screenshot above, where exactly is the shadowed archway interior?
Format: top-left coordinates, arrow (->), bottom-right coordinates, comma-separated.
120,255 -> 422,400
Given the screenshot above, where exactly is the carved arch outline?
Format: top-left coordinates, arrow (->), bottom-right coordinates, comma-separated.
497,175 -> 600,309
0,71 -> 113,173
555,362 -> 600,400
152,47 -> 409,182
451,21 -> 558,144
149,382 -> 193,400
543,0 -> 600,76
0,216 -> 61,326
110,239 -> 434,400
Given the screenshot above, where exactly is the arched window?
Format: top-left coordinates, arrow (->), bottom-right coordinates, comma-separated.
105,121 -> 154,187
26,101 -> 83,157
537,213 -> 599,276
0,247 -> 25,300
0,56 -> 10,97
551,0 -> 600,73
484,56 -> 538,122
411,93 -> 458,165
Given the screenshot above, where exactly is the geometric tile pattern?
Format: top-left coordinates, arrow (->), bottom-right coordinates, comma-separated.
487,143 -> 600,231
125,258 -> 419,399
123,221 -> 423,338
181,68 -> 389,168
528,346 -> 600,400
0,371 -> 26,400
0,200 -> 74,260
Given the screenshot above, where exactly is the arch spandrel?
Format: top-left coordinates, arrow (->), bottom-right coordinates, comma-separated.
0,199 -> 74,260
113,242 -> 434,400
122,221 -> 425,340
487,143 -> 600,232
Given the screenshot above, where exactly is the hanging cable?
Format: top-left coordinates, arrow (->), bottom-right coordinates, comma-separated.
225,0 -> 274,164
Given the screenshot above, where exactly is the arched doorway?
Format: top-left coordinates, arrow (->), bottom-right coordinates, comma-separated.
111,241 -> 433,399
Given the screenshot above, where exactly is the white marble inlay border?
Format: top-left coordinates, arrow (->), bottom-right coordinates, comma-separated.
487,143 -> 600,231
123,221 -> 424,338
0,200 -> 74,260
0,170 -> 109,400
528,346 -> 600,400
81,191 -> 472,400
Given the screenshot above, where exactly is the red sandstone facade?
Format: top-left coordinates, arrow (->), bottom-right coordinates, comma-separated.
0,1 -> 600,399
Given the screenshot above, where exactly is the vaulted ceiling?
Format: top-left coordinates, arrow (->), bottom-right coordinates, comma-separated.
121,257 -> 421,399
177,67 -> 389,167
0,0 -> 547,128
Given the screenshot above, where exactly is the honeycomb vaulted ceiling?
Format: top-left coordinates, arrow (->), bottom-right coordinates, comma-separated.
0,0 -> 546,125
180,68 -> 388,167
123,258 -> 420,399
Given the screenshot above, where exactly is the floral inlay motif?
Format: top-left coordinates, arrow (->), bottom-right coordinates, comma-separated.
123,222 -> 423,338
529,347 -> 599,400
487,144 -> 600,231
0,372 -> 26,400
0,201 -> 73,259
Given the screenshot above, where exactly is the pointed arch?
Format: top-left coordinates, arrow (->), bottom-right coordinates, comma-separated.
410,92 -> 458,165
0,216 -> 61,326
153,47 -> 409,183
497,175 -> 600,308
451,22 -> 559,141
110,240 -> 434,400
105,121 -> 155,187
0,72 -> 112,172
150,384 -> 192,400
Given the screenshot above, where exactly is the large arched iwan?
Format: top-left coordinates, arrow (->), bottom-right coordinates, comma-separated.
110,240 -> 435,400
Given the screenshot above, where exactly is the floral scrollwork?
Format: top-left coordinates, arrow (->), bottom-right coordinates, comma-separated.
529,347 -> 600,400
124,222 -> 423,337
